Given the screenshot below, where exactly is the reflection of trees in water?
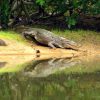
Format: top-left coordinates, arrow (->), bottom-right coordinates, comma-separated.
23,58 -> 80,77
0,74 -> 30,100
0,72 -> 100,100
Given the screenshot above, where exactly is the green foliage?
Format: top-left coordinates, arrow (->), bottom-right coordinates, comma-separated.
46,0 -> 67,13
0,0 -> 100,29
67,17 -> 77,29
66,13 -> 78,29
36,0 -> 46,6
90,0 -> 100,14
65,0 -> 100,28
0,0 -> 10,29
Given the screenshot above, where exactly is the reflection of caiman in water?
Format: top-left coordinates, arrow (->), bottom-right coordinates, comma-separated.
24,58 -> 80,77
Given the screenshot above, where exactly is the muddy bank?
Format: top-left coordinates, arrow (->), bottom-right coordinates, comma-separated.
0,39 -> 99,74
0,38 -> 100,59
0,39 -> 86,58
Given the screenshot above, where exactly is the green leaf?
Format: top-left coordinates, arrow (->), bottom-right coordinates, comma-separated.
36,0 -> 45,6
66,16 -> 77,29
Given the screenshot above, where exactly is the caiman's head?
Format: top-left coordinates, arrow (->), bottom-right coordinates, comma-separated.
22,30 -> 37,38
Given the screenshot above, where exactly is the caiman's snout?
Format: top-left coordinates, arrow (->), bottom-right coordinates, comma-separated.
22,31 -> 27,37
22,30 -> 37,41
25,31 -> 36,36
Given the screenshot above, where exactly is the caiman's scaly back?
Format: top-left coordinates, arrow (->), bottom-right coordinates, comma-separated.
22,27 -> 81,51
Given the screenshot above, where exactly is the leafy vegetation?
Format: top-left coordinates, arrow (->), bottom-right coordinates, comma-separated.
0,0 -> 100,29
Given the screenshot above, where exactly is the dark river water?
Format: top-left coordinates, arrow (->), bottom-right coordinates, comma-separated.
0,55 -> 100,100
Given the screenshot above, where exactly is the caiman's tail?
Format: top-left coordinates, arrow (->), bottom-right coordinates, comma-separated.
61,37 -> 82,48
63,40 -> 84,51
68,43 -> 87,52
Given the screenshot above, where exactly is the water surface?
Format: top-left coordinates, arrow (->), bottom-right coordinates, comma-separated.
0,55 -> 100,100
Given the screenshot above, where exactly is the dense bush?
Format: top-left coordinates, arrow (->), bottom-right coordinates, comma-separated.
0,0 -> 100,29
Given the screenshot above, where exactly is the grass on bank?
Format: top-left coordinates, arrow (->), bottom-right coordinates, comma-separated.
52,29 -> 100,44
0,29 -> 100,44
0,31 -> 27,43
32,25 -> 100,43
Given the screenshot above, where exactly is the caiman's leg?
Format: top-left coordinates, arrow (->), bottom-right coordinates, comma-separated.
48,42 -> 56,49
53,42 -> 64,49
48,41 -> 64,49
57,44 -> 64,49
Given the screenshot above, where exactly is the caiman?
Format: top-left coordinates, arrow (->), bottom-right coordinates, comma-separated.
22,28 -> 81,51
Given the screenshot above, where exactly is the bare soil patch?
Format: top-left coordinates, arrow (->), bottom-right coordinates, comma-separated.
0,38 -> 99,59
